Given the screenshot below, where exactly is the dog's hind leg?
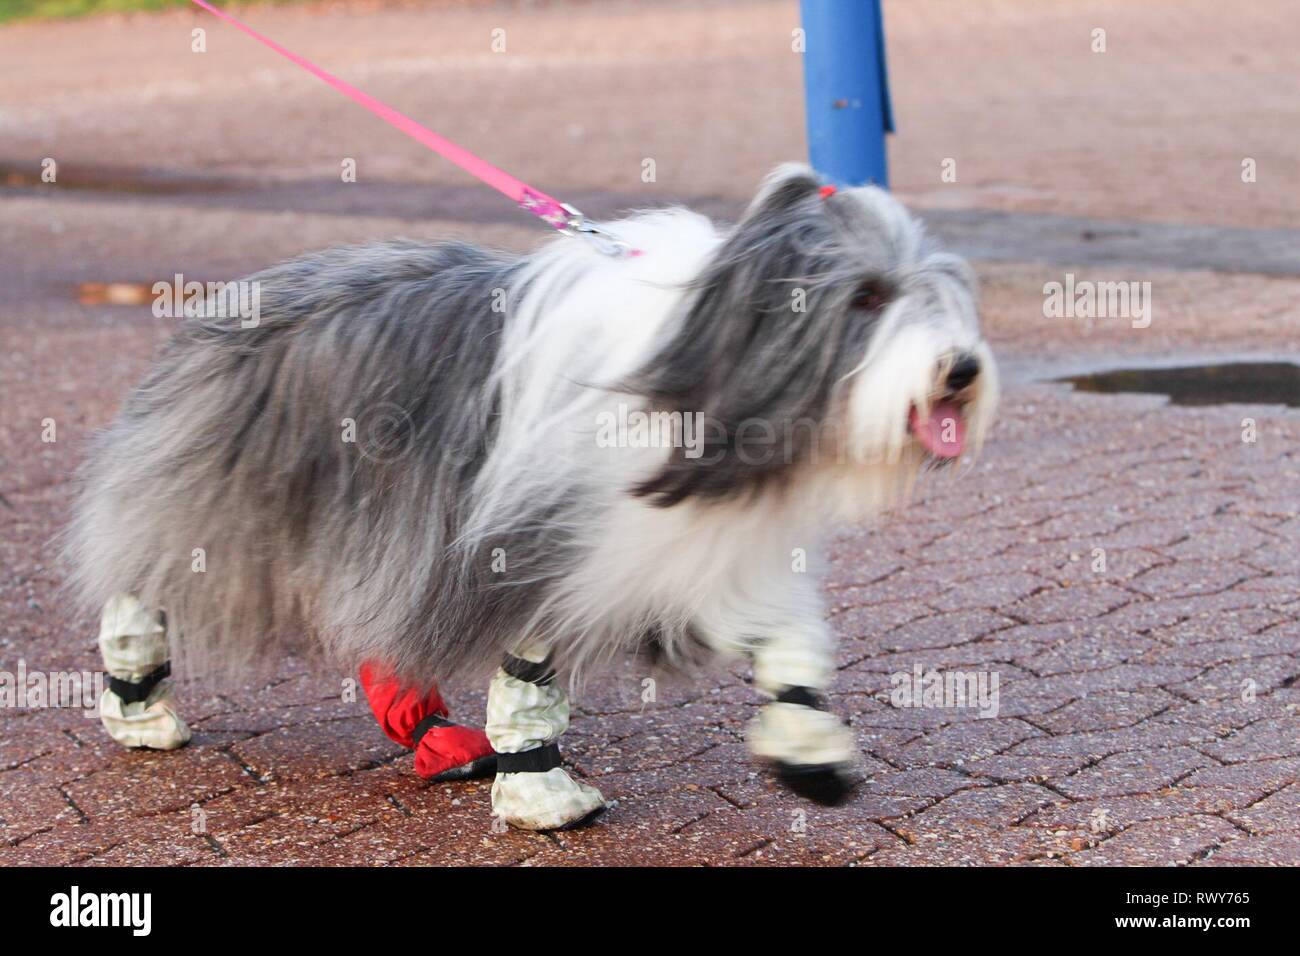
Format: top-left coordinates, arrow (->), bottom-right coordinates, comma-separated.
744,616 -> 862,806
359,663 -> 497,782
486,643 -> 607,831
96,594 -> 191,750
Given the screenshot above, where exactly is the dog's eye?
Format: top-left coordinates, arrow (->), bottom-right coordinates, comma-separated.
850,280 -> 892,313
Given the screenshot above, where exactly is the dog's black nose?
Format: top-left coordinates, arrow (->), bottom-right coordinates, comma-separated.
946,354 -> 981,391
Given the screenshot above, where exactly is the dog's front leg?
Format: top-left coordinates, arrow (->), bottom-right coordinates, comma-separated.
485,642 -> 606,831
743,598 -> 861,805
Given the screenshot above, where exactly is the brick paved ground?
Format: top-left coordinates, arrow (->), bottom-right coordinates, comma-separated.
1,0 -> 1298,865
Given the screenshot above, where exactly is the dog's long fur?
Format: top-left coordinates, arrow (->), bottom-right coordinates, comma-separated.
67,166 -> 997,688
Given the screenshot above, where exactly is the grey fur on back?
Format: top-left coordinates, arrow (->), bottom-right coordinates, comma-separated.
66,239 -> 561,686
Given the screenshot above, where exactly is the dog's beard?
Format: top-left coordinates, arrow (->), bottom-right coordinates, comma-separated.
844,326 -> 999,467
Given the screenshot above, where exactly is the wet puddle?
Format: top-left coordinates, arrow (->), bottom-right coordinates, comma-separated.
1058,362 -> 1300,407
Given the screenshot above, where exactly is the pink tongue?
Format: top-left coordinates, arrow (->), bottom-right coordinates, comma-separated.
908,401 -> 967,458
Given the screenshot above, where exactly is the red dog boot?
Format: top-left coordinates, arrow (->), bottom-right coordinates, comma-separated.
359,663 -> 496,782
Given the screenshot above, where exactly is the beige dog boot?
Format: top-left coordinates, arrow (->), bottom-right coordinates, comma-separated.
97,594 -> 191,750
746,622 -> 863,804
486,647 -> 606,831
747,686 -> 861,805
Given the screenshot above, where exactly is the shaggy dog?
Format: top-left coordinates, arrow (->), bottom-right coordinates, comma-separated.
68,165 -> 997,830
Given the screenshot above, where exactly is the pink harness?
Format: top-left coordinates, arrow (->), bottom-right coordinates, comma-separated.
189,0 -> 632,255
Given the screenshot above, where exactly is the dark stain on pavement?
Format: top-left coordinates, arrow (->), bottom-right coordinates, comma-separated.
8,159 -> 1300,277
1060,361 -> 1300,407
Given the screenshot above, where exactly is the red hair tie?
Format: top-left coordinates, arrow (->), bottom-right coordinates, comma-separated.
819,185 -> 837,199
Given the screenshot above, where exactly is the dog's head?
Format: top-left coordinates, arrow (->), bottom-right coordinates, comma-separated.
627,164 -> 998,511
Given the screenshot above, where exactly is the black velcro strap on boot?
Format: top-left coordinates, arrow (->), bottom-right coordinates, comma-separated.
495,743 -> 562,774
502,654 -> 556,686
410,712 -> 455,750
776,685 -> 825,710
107,661 -> 172,705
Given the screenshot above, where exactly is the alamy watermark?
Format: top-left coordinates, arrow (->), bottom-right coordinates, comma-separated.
153,274 -> 262,328
890,664 -> 1000,718
1043,273 -> 1151,329
595,403 -> 705,458
0,660 -> 103,717
592,404 -> 895,467
50,886 -> 151,936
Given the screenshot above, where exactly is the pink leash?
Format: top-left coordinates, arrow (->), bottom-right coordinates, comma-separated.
188,0 -> 631,255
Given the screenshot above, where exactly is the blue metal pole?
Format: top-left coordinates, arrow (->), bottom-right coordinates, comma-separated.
799,0 -> 894,188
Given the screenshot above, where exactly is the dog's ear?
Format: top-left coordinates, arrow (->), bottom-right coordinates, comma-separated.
623,164 -> 875,508
739,164 -> 823,223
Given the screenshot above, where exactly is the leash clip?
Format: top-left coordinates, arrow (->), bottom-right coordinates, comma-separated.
557,203 -> 635,258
